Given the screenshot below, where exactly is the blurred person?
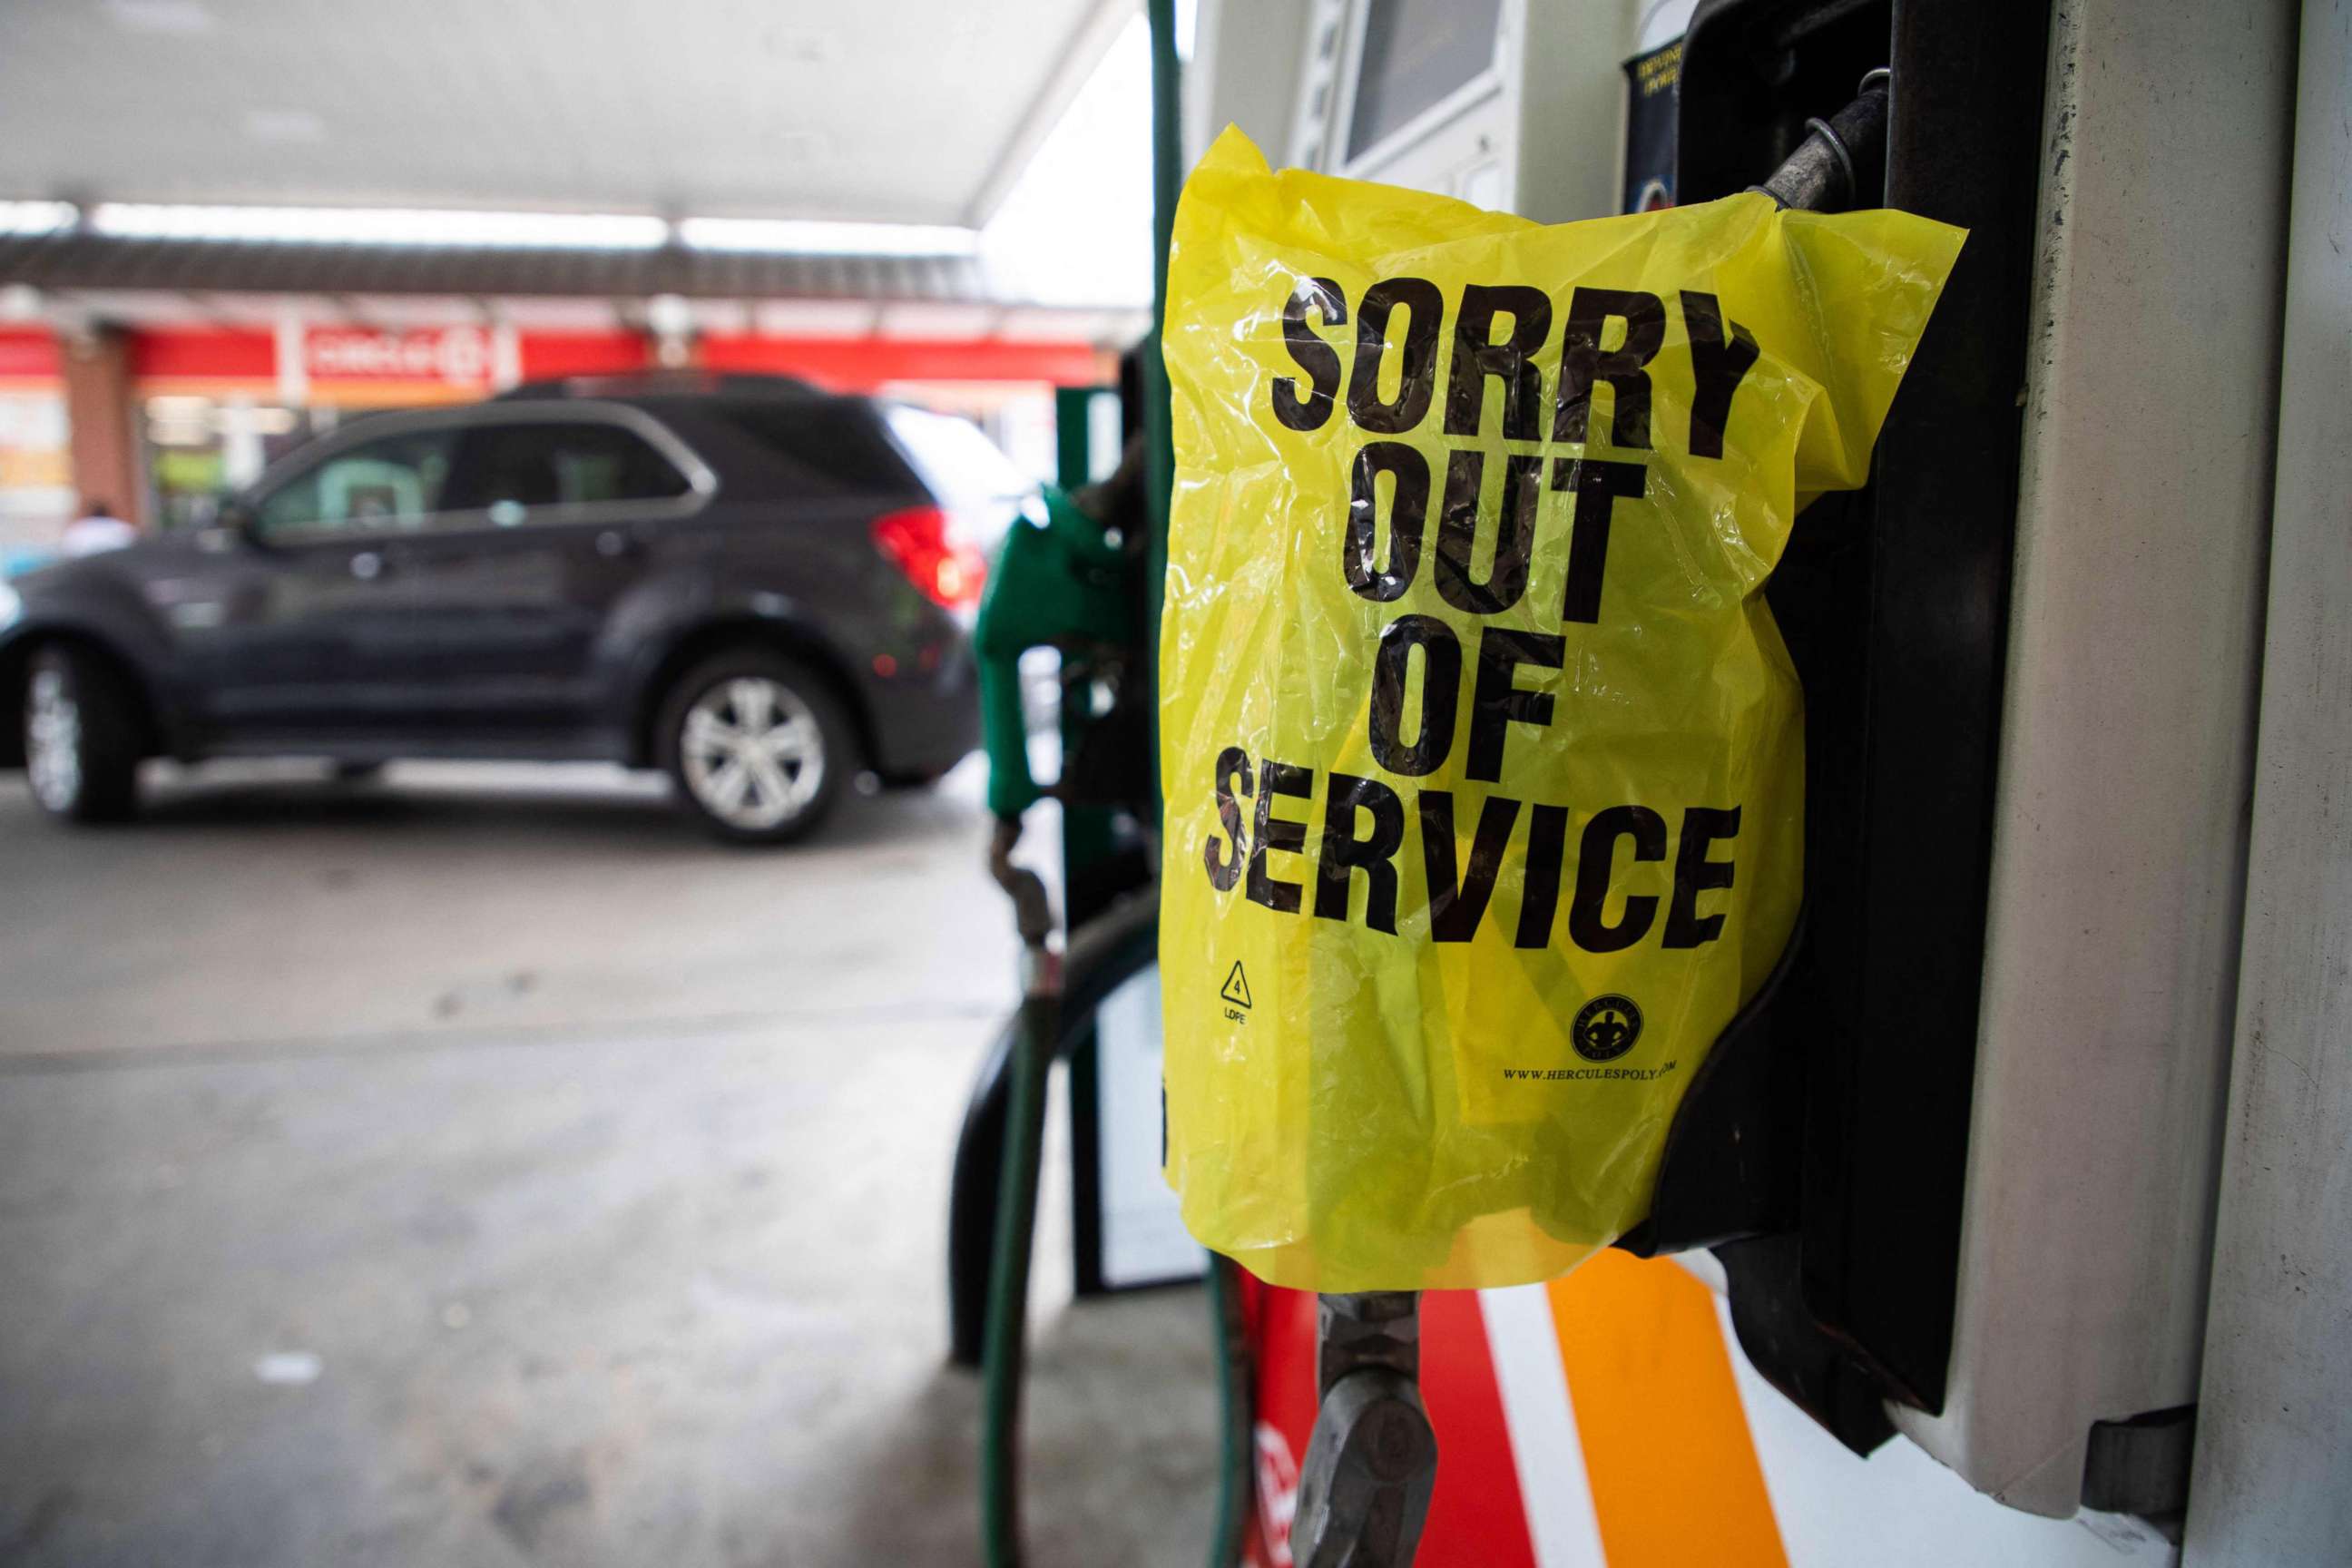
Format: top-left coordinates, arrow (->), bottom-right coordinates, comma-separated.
61,497 -> 136,557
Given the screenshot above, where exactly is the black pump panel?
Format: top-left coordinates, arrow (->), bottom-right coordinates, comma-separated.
1620,0 -> 2053,1448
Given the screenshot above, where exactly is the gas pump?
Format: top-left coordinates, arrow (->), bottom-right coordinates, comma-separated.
1173,0 -> 2307,1562
966,0 -> 2320,1560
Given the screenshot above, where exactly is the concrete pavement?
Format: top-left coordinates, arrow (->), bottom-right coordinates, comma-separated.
0,760 -> 1215,1566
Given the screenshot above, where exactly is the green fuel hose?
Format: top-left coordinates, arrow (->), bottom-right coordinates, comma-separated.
973,887 -> 1252,1568
1203,1250 -> 1256,1566
979,982 -> 1055,1568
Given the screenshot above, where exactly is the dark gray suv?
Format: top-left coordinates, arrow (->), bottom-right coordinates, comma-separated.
0,375 -> 1003,844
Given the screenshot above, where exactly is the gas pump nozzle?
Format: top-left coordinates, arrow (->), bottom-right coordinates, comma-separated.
1293,1292 -> 1437,1568
1754,68 -> 1892,212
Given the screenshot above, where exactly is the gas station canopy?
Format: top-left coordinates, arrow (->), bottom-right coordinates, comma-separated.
0,0 -> 1130,227
0,0 -> 1151,319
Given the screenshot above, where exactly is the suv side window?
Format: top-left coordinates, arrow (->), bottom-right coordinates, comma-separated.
444,420 -> 691,525
254,426 -> 458,539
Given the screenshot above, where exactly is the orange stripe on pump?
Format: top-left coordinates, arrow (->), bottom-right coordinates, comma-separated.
1546,1251 -> 1788,1567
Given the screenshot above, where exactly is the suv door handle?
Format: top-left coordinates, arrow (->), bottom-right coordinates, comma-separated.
349,550 -> 388,581
595,529 -> 644,560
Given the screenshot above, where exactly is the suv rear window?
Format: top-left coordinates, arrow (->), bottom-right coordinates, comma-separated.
719,398 -> 919,495
446,420 -> 691,516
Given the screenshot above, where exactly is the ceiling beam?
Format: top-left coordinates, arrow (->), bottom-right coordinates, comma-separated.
961,0 -> 1136,230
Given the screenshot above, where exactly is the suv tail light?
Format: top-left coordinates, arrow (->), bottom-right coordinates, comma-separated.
872,505 -> 986,613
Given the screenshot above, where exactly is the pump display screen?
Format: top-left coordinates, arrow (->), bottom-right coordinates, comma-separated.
1345,0 -> 1503,162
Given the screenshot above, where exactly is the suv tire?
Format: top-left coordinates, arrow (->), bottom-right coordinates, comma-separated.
658,651 -> 851,845
24,643 -> 142,823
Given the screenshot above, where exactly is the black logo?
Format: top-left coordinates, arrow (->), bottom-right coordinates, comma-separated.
1220,961 -> 1252,1010
1572,995 -> 1643,1063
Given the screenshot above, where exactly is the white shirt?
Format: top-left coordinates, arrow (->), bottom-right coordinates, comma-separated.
61,514 -> 138,557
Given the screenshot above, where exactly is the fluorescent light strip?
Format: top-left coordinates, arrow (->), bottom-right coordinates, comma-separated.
50,201 -> 979,258
88,203 -> 670,250
676,217 -> 977,258
0,201 -> 76,237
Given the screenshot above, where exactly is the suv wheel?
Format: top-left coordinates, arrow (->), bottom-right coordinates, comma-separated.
24,644 -> 142,823
659,652 -> 850,845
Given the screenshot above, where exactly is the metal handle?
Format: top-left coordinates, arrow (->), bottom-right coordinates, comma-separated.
348,550 -> 387,581
595,529 -> 642,560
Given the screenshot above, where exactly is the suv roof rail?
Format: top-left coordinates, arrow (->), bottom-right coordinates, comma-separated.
495,371 -> 826,402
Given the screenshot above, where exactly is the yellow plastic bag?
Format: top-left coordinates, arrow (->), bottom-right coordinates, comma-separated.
1157,128 -> 1964,1292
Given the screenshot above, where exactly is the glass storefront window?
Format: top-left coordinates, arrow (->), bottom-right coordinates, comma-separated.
142,397 -> 337,531
0,393 -> 73,573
